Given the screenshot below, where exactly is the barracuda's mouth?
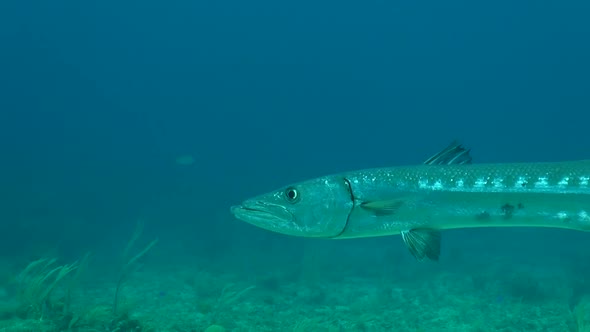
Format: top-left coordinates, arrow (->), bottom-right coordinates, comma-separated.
230,200 -> 293,225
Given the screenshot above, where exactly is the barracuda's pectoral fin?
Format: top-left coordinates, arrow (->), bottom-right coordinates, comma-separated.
423,141 -> 472,165
360,200 -> 404,216
401,228 -> 441,261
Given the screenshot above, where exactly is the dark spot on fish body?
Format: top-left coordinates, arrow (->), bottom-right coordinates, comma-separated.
501,203 -> 515,219
517,203 -> 524,209
476,211 -> 491,221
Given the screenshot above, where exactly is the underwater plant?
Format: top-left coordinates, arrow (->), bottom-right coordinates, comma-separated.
15,257 -> 79,321
113,221 -> 159,316
3,221 -> 159,331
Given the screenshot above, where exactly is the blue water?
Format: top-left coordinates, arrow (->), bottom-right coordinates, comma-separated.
1,0 -> 590,331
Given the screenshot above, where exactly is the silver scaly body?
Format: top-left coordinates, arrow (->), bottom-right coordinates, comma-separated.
339,161 -> 590,239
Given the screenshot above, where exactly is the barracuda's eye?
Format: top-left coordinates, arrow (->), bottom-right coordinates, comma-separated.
284,187 -> 299,203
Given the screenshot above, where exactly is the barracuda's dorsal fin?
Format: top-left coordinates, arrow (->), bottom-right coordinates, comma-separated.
423,141 -> 472,165
401,228 -> 441,261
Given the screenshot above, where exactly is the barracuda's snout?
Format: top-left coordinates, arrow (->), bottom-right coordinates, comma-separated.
231,176 -> 354,238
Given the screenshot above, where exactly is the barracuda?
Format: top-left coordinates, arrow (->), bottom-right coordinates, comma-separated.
230,142 -> 590,261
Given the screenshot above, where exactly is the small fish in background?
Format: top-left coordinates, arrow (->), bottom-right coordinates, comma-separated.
175,154 -> 195,166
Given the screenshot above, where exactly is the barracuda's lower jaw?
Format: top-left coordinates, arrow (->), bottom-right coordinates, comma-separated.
230,205 -> 276,222
230,202 -> 292,224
